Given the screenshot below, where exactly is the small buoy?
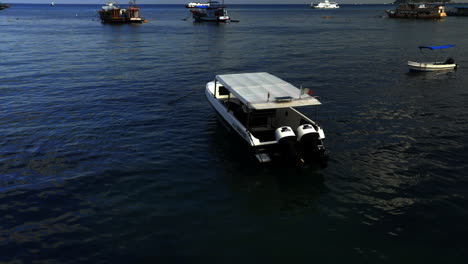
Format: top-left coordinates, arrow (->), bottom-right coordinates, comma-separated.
143,20 -> 149,23
323,16 -> 332,19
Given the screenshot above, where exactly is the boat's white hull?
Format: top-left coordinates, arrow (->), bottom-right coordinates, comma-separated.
205,83 -> 259,147
408,61 -> 457,72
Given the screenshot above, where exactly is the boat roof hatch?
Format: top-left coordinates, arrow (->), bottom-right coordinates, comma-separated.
419,45 -> 455,50
215,72 -> 321,110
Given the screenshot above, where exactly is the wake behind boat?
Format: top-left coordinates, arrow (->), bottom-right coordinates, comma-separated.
206,72 -> 327,166
408,45 -> 457,72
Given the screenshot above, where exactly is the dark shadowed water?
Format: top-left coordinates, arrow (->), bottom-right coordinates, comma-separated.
1,3 -> 468,263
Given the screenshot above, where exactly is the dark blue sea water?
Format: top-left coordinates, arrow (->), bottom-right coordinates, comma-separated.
1,3 -> 468,263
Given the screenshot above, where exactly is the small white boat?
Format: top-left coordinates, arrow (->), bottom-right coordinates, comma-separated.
408,45 -> 457,72
205,72 -> 327,166
311,0 -> 340,9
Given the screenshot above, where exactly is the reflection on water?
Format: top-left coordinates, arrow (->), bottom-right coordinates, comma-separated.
406,69 -> 458,80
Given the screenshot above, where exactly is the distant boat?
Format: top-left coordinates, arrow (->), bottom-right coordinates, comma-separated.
0,1 -> 11,10
205,72 -> 327,166
187,1 -> 230,22
386,3 -> 446,19
446,7 -> 468,16
311,0 -> 340,9
408,45 -> 458,72
185,2 -> 211,8
98,0 -> 145,24
51,2 -> 55,6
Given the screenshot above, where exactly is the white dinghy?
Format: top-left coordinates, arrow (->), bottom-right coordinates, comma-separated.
205,72 -> 327,166
408,45 -> 457,72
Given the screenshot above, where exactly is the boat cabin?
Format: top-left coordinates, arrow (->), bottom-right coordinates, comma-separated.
212,83 -> 321,143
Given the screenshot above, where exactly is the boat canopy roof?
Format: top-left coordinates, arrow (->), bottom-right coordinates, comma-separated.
419,45 -> 455,50
215,72 -> 321,110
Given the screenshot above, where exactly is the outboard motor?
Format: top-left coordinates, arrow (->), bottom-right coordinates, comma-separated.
297,124 -> 326,160
445,57 -> 455,64
275,126 -> 302,165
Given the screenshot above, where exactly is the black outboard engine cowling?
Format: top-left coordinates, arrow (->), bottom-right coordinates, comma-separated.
445,57 -> 455,64
275,126 -> 302,165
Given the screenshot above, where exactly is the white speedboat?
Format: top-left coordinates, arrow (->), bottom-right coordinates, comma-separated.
205,72 -> 327,166
311,0 -> 340,9
408,45 -> 457,72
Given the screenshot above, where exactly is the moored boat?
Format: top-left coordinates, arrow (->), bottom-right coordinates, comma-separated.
311,0 -> 340,9
98,0 -> 145,24
187,1 -> 230,22
205,72 -> 327,166
446,7 -> 468,16
386,3 -> 446,19
185,2 -> 211,8
0,1 -> 11,10
408,45 -> 457,72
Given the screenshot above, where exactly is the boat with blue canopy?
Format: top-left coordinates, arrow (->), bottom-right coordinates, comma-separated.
408,45 -> 457,72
